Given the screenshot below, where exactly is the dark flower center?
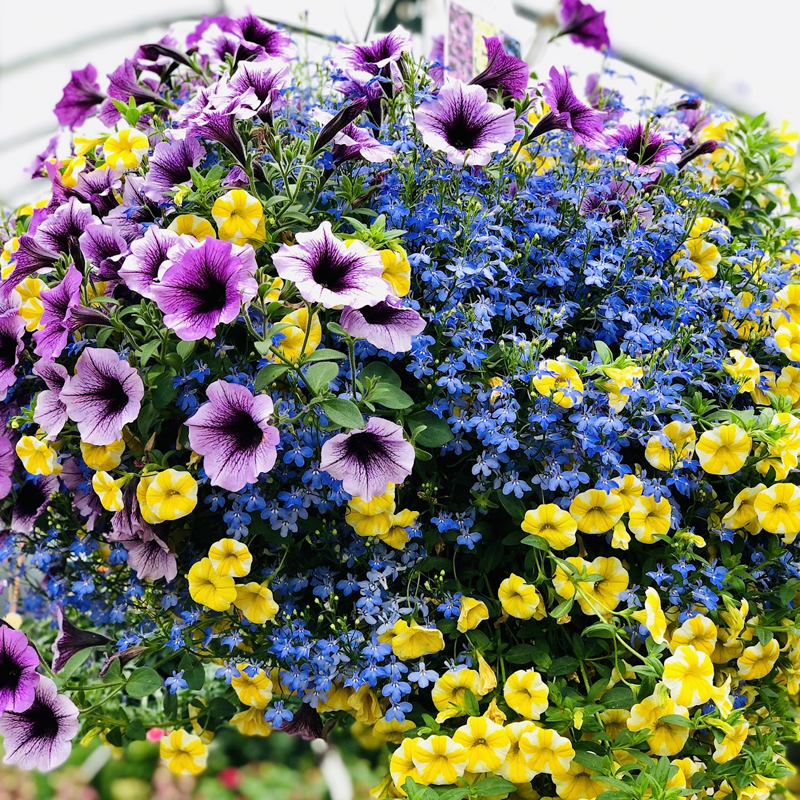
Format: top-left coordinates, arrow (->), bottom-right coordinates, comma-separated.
625,132 -> 663,166
342,430 -> 395,474
0,650 -> 23,691
99,376 -> 130,415
444,104 -> 484,151
191,276 -> 228,315
311,244 -> 356,292
225,409 -> 264,451
0,331 -> 18,371
26,699 -> 60,741
358,303 -> 401,325
15,482 -> 47,519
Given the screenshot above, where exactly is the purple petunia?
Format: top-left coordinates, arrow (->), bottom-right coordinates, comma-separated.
336,26 -> 412,84
79,222 -> 131,282
235,14 -> 293,60
151,237 -> 258,341
0,676 -> 79,772
53,64 -> 105,129
320,417 -> 415,501
558,0 -> 610,51
118,225 -> 178,299
52,606 -> 110,673
609,120 -> 681,172
32,264 -> 82,360
0,312 -> 25,398
272,221 -> 388,309
60,348 -> 144,446
32,361 -> 70,440
12,476 -> 59,534
223,58 -> 290,122
469,36 -> 529,99
185,380 -> 280,492
0,435 -> 14,499
312,110 -> 395,164
413,80 -> 516,166
143,135 -> 205,202
0,627 -> 40,714
340,297 -> 426,353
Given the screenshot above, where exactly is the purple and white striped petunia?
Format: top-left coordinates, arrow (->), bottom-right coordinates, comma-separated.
0,312 -> 25,398
0,627 -> 40,714
53,64 -> 105,129
12,475 -> 59,534
320,417 -> 415,501
151,237 -> 258,341
32,264 -> 82,361
118,225 -> 179,299
185,380 -> 280,492
60,348 -> 144,446
143,135 -> 206,202
52,606 -> 111,673
0,435 -> 14,499
235,14 -> 294,60
336,26 -> 412,82
469,36 -> 529,99
79,222 -> 131,282
340,297 -> 426,353
0,676 -> 79,772
32,361 -> 70,440
272,221 -> 388,309
223,58 -> 290,121
413,80 -> 516,166
312,110 -> 395,164
559,0 -> 610,52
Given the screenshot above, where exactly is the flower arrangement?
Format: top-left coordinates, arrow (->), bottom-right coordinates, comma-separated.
1,5 -> 800,800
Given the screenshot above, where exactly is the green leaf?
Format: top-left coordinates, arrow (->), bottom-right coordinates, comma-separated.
102,657 -> 122,684
138,339 -> 161,367
302,348 -> 348,363
438,790 -> 469,800
550,597 -> 574,618
126,667 -> 162,699
595,340 -> 613,364
504,644 -> 539,665
407,412 -> 453,447
583,622 -> 617,639
208,697 -> 237,718
548,656 -> 580,676
498,491 -> 527,522
472,777 -> 517,797
306,361 -> 339,395
319,399 -> 364,429
163,687 -> 178,719
371,383 -> 414,409
126,719 -> 147,741
56,648 -> 93,684
521,533 -> 550,551
179,655 -> 205,691
360,361 -> 402,387
176,340 -> 195,362
463,689 -> 480,716
255,363 -> 290,392
659,714 -> 693,728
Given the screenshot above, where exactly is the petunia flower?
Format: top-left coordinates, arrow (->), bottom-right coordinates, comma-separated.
11,476 -> 59,534
336,26 -> 412,89
0,435 -> 14,499
79,222 -> 131,282
272,221 -> 388,309
51,605 -> 110,673
0,312 -> 25,398
312,109 -> 395,165
279,703 -> 324,741
234,14 -> 293,60
0,676 -> 79,771
469,36 -> 529,99
143,135 -> 206,202
32,360 -> 69,440
558,0 -> 610,52
413,80 -> 516,166
31,265 -> 82,360
340,296 -> 426,353
608,120 -> 680,172
60,348 -> 145,446
53,64 -> 105,129
107,59 -> 161,106
223,58 -> 290,122
0,626 -> 40,714
118,225 -> 179,299
320,416 -> 415,501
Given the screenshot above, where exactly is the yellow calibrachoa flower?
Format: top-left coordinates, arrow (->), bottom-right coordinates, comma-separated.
554,556 -> 629,616
611,473 -> 644,512
696,424 -> 752,475
522,503 -> 577,549
376,509 -> 418,549
457,596 -> 489,632
519,726 -> 575,775
669,614 -> 717,656
452,717 -> 510,773
146,469 -> 198,520
569,488 -> 624,534
632,587 -> 667,644
663,646 -> 715,706
346,506 -> 393,537
598,364 -> 643,412
136,474 -> 163,524
380,246 -> 411,297
551,761 -> 604,800
350,485 -> 396,515
713,721 -> 749,764
16,436 -> 60,476
599,708 -> 630,740
776,365 -> 800,406
59,155 -> 87,188
103,128 -> 149,169
496,721 -> 539,784
723,484 -> 765,534
187,557 -> 236,612
15,276 -> 46,331
431,668 -> 482,722
348,684 -> 383,725
80,439 -> 125,471
771,283 -> 800,326
644,421 -> 697,471
690,216 -> 730,241
411,736 -> 468,785
212,189 -> 264,245
231,664 -> 273,708
373,717 -> 415,744
390,738 -> 423,794
723,350 -> 760,393
737,639 -> 780,680
390,620 -> 444,660
268,307 -> 322,363
208,538 -> 252,578
475,652 -> 497,695
168,214 -> 216,240
503,669 -> 549,719
533,358 -> 584,408
230,707 -> 272,737
680,238 -> 721,280
91,471 -> 125,512
159,729 -> 208,775
628,495 -> 672,543
775,324 -> 800,362
233,582 -> 278,624
498,573 -> 543,619
753,483 -> 800,539
627,690 -> 691,756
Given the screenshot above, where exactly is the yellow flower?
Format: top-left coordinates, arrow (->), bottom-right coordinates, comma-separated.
632,587 -> 667,644
669,614 -> 717,656
208,538 -> 252,578
519,726 -> 575,775
722,484 -> 765,534
390,620 -> 444,660
212,189 -> 264,245
712,721 -> 748,763
411,735 -> 468,785
496,721 -> 539,784
431,668 -> 482,723
611,473 -> 643,512
74,134 -> 107,157
262,277 -> 284,303
136,474 -> 163,524
775,323 -> 800,362
568,488 -> 624,534
627,690 -> 691,756
103,128 -> 149,169
554,556 -> 629,617
457,596 -> 489,632
390,739 -> 423,794
753,483 -> 800,540
349,485 -> 396,515
268,307 -> 322,363
690,216 -> 729,241
599,708 -> 630,741
750,369 -> 776,405
723,350 -> 760,393
696,424 -> 751,475
771,283 -> 800,326
15,436 -> 60,476
522,503 -> 577,549
380,246 -> 411,297
187,557 -> 236,612
377,509 -> 418,549
644,422 -> 696,471
610,520 -> 630,550
475,652 -> 497,695
233,582 -> 278,624
91,471 -> 125,512
80,439 -> 125,471
348,684 -> 383,725
168,214 -> 216,240
372,717 -> 415,744
598,364 -> 643,412
346,506 -> 394,537
679,238 -> 721,280
663,646 -> 715,706
231,664 -> 273,708
628,495 -> 671,543
533,359 -> 583,408
551,761 -> 604,800
146,469 -> 197,520
15,276 -> 46,331
737,639 -> 779,680
452,717 -> 510,773
498,573 -> 543,620
503,669 -> 549,720
776,365 -> 800,405
159,729 -> 208,775
230,707 -> 272,737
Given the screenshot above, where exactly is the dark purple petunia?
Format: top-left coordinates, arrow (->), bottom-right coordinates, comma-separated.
2,237 -> 59,298
107,59 -> 161,105
0,435 -> 14,499
272,221 -> 387,309
235,14 -> 293,59
79,222 -> 130,281
187,14 -> 239,47
224,58 -> 290,122
469,36 -> 529,99
609,120 -> 681,171
60,458 -> 102,531
0,676 -> 79,771
67,168 -> 122,218
143,135 -> 205,202
27,135 -> 59,179
280,703 -> 324,741
320,417 -> 415,501
53,64 -> 105,129
99,646 -> 147,678
52,605 -> 110,673
105,175 -> 158,234
0,626 -> 40,714
12,475 -> 59,534
32,361 -> 69,440
60,348 -> 144,446
0,313 -> 25,398
185,380 -> 280,492
189,108 -> 249,166
32,265 -> 82,360
312,97 -> 369,153
336,26 -> 412,82
312,110 -> 394,165
558,0 -> 610,51
118,225 -> 178,299
414,80 -> 516,166
340,297 -> 426,353
677,139 -> 718,170
531,66 -> 606,147
151,237 -> 257,341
